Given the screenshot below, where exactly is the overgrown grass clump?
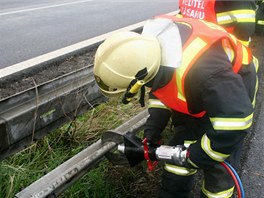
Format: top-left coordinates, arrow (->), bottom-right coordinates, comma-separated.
0,98 -> 161,198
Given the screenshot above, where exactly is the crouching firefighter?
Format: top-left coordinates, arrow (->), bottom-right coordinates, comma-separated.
93,15 -> 259,198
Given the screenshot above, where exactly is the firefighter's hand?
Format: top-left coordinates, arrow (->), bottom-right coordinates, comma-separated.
143,130 -> 161,145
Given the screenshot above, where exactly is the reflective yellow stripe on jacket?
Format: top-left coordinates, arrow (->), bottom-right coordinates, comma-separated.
257,1 -> 264,26
201,134 -> 230,162
148,99 -> 170,110
258,20 -> 264,25
164,163 -> 197,176
252,56 -> 259,108
202,181 -> 234,198
209,113 -> 253,131
217,10 -> 256,25
176,37 -> 207,101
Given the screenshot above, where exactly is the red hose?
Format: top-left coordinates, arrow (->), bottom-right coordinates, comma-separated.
220,162 -> 242,198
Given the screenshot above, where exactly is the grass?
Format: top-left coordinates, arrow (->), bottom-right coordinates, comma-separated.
0,97 -> 162,198
1,34 -> 262,198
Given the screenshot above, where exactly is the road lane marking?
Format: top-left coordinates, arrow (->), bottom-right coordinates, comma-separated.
0,0 -> 93,16
0,11 -> 179,79
0,21 -> 146,79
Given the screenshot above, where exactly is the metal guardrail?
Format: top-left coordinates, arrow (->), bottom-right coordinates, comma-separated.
0,65 -> 106,160
0,26 -> 145,161
0,9 -> 262,197
15,109 -> 149,198
0,10 -> 179,160
0,10 -> 179,196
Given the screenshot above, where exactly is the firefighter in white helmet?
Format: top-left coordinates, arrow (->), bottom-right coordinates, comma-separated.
94,15 -> 259,198
94,31 -> 161,101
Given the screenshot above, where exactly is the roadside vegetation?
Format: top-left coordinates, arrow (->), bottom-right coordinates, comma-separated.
0,97 -> 162,198
1,34 -> 262,198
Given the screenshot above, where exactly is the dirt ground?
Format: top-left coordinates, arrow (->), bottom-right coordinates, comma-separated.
0,48 -> 97,100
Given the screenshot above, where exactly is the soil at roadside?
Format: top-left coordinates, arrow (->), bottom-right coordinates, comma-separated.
0,49 -> 96,100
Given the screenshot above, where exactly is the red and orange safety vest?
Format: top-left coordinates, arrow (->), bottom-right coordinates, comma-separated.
152,15 -> 252,118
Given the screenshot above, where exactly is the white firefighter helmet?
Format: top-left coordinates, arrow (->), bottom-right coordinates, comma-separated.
93,31 -> 161,97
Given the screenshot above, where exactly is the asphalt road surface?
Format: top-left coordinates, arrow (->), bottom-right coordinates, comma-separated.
0,0 -> 178,69
240,33 -> 264,198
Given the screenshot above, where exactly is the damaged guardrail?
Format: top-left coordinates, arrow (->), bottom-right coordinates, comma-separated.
14,109 -> 149,198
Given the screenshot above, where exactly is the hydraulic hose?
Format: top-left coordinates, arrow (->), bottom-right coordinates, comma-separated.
221,161 -> 245,198
116,132 -> 245,198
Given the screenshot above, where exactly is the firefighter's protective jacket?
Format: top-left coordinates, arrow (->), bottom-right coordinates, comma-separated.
256,0 -> 264,33
144,16 -> 259,169
178,0 -> 256,45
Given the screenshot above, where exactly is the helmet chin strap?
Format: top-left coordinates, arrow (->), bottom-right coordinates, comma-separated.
139,85 -> 146,107
122,68 -> 148,107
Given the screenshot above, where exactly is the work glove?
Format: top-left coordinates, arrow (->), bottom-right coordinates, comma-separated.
143,130 -> 162,145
